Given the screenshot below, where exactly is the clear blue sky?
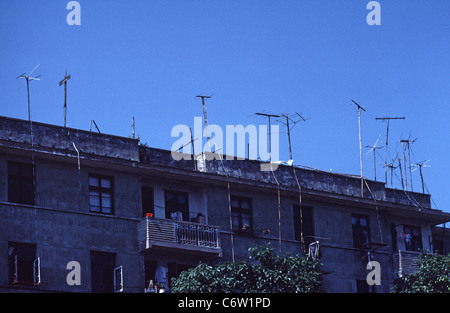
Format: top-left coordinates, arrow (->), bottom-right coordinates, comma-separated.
1,1 -> 449,212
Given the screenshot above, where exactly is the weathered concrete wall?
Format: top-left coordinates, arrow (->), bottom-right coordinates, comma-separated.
0,116 -> 140,161
140,147 -> 431,210
0,152 -> 143,292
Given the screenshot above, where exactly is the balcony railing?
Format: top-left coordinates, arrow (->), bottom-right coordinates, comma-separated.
138,217 -> 221,257
393,250 -> 421,278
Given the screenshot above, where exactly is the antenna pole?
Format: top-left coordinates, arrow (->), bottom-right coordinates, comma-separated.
286,116 -> 292,161
255,113 -> 281,164
401,141 -> 408,191
376,117 -> 405,184
352,100 -> 366,197
398,159 -> 404,190
197,95 -> 212,151
418,165 -> 424,194
59,71 -> 71,127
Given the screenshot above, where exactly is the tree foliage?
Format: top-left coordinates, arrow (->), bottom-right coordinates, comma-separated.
393,252 -> 450,293
170,243 -> 322,293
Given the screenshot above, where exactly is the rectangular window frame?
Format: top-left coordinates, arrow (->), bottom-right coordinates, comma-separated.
230,195 -> 252,234
89,174 -> 114,215
8,242 -> 37,286
403,225 -> 422,252
352,214 -> 371,249
90,250 -> 116,293
164,190 -> 189,222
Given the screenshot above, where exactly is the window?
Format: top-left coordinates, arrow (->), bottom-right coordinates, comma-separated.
90,251 -> 116,293
231,196 -> 252,233
8,242 -> 37,285
165,190 -> 189,222
403,225 -> 422,252
8,161 -> 35,205
89,174 -> 114,214
352,215 -> 370,249
142,186 -> 154,217
293,205 -> 314,247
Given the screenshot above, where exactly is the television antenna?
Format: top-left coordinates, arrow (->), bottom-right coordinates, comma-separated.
412,160 -> 431,194
365,136 -> 383,181
276,112 -> 310,161
255,112 -> 281,163
375,116 -> 405,184
381,153 -> 399,188
351,100 -> 366,197
16,64 -> 41,121
400,134 -> 417,191
59,71 -> 71,127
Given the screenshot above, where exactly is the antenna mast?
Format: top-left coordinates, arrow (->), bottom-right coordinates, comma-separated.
365,136 -> 383,181
375,116 -> 405,184
277,112 -> 309,162
351,100 -> 366,197
59,71 -> 71,127
255,112 -> 280,164
17,64 -> 41,121
400,136 -> 417,191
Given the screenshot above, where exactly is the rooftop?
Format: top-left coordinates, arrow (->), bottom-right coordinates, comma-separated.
1,115 -> 448,224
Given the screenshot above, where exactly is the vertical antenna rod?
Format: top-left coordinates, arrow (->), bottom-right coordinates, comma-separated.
255,112 -> 280,164
351,100 -> 366,197
375,117 -> 405,184
17,65 -> 41,121
59,71 -> 71,127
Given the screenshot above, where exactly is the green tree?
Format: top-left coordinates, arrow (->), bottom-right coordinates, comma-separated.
393,252 -> 450,293
170,243 -> 322,293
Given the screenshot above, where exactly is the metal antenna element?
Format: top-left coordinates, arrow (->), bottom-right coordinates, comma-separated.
276,112 -> 310,162
17,64 -> 41,121
375,116 -> 405,184
59,71 -> 71,127
255,112 -> 281,164
197,95 -> 213,151
351,100 -> 366,197
381,154 -> 399,188
365,136 -> 383,181
400,135 -> 418,191
90,120 -> 101,133
412,160 -> 431,194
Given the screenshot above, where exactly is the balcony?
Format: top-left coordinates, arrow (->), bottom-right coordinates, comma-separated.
393,250 -> 421,278
138,217 -> 222,259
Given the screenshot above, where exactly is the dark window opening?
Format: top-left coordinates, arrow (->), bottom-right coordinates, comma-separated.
89,174 -> 114,214
293,205 -> 314,247
142,186 -> 154,217
352,214 -> 370,249
8,161 -> 35,205
403,225 -> 422,252
165,190 -> 189,222
231,196 -> 252,233
8,242 -> 36,285
90,251 -> 116,293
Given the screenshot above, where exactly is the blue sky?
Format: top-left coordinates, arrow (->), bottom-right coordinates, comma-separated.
1,1 -> 449,213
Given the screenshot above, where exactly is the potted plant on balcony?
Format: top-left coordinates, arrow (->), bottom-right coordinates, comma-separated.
156,282 -> 166,293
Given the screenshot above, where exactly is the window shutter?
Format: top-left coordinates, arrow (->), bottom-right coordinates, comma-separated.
113,266 -> 123,293
33,257 -> 41,285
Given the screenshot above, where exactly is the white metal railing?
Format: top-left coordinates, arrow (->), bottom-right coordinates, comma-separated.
140,217 -> 221,250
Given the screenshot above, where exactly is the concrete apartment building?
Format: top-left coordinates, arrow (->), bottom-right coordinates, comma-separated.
0,115 -> 449,293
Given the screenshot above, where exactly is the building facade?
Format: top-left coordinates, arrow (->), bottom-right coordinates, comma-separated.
0,115 -> 449,293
